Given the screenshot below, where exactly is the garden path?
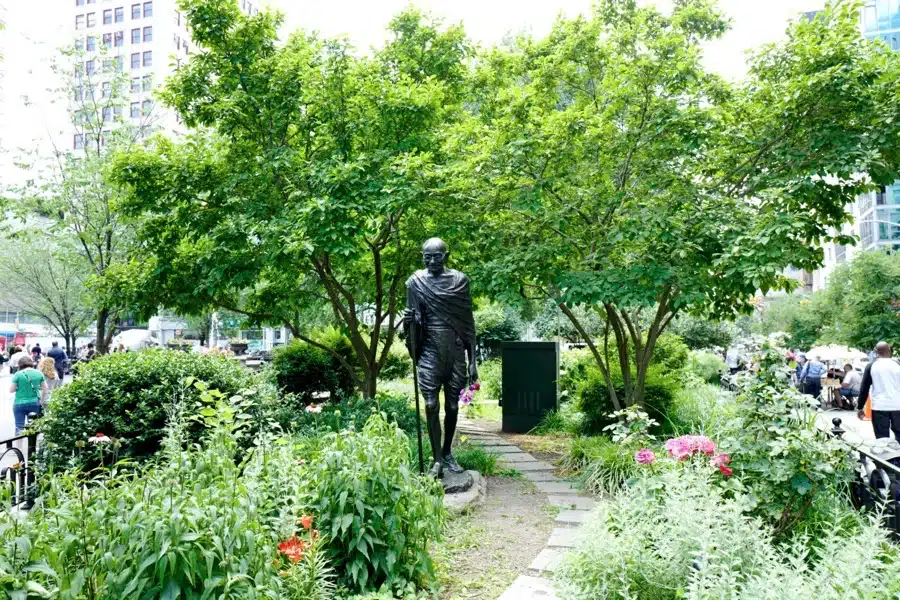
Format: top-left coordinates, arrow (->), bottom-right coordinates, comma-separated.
456,418 -> 596,600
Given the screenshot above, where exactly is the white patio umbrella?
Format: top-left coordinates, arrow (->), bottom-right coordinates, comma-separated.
112,329 -> 154,351
806,344 -> 867,363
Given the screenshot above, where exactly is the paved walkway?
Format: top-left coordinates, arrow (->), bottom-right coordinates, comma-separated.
457,420 -> 596,600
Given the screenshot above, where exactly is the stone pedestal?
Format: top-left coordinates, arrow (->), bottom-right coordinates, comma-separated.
442,469 -> 474,494
443,470 -> 486,515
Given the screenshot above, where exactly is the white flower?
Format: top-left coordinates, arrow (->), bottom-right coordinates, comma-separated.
305,404 -> 322,414
88,433 -> 112,445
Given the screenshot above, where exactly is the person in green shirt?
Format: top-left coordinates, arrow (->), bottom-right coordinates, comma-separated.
9,357 -> 46,434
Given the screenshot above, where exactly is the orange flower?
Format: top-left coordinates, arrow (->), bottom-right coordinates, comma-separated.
277,536 -> 307,563
300,514 -> 313,530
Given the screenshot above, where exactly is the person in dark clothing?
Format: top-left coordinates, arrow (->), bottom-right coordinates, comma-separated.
46,341 -> 68,382
30,344 -> 41,360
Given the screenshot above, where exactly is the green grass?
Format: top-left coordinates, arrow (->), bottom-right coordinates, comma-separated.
563,435 -> 642,496
454,442 -> 502,475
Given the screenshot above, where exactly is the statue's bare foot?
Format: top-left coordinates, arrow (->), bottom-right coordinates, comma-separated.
442,453 -> 464,474
428,460 -> 444,479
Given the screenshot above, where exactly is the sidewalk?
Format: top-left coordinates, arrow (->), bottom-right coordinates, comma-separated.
816,408 -> 875,444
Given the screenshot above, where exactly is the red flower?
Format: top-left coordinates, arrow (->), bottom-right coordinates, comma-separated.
277,536 -> 307,563
718,464 -> 733,477
300,514 -> 313,531
471,382 -> 481,391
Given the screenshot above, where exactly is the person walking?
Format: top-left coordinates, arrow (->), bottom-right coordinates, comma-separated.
799,354 -> 827,400
8,346 -> 28,376
47,341 -> 68,382
858,342 -> 900,440
37,357 -> 60,409
30,343 -> 41,361
9,357 -> 46,434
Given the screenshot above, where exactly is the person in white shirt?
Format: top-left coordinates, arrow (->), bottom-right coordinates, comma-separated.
839,363 -> 861,410
858,342 -> 900,440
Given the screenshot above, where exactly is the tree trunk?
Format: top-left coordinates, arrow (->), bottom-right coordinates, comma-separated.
96,307 -> 109,354
362,371 -> 377,399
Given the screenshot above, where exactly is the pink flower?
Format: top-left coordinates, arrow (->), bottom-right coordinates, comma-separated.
459,388 -> 474,405
711,453 -> 730,468
718,464 -> 733,477
470,382 -> 481,391
665,438 -> 692,461
698,437 -> 717,456
634,448 -> 656,465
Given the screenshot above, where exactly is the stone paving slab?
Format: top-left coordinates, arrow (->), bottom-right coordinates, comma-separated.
555,509 -> 590,526
547,527 -> 582,549
534,481 -> 578,495
498,575 -> 559,600
548,495 -> 596,511
528,548 -> 565,576
523,471 -> 559,482
498,453 -> 538,463
471,439 -> 517,448
510,461 -> 555,472
493,446 -> 535,454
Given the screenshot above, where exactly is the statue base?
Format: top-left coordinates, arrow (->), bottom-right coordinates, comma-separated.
442,469 -> 474,494
443,470 -> 486,516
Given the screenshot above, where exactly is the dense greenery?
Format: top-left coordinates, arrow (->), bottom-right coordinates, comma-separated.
40,349 -> 254,470
448,0 -> 900,411
473,300 -> 523,359
114,0 -> 471,397
272,392 -> 420,440
271,337 -> 355,402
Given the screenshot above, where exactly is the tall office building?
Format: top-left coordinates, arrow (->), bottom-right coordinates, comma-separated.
68,0 -> 262,149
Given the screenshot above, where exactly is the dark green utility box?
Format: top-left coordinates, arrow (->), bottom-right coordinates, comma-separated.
501,342 -> 559,433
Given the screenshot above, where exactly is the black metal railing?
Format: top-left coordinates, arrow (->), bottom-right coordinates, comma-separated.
831,417 -> 900,539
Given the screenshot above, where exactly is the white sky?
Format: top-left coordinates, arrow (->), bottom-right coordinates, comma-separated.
273,0 -> 825,80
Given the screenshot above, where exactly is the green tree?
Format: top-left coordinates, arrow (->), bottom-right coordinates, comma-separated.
474,299 -> 523,358
448,0 -> 900,408
113,1 -> 471,397
669,315 -> 737,351
753,293 -> 833,350
10,45 -> 159,353
820,250 -> 900,350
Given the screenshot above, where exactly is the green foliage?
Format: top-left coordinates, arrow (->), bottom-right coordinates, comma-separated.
721,345 -> 855,537
667,376 -> 737,438
0,402 -> 330,598
686,350 -> 726,384
300,414 -> 445,593
754,293 -> 832,349
670,315 -> 737,350
274,392 -> 420,439
558,348 -> 595,402
39,349 -> 254,470
648,333 -> 689,374
477,358 -> 502,401
576,366 -> 678,435
562,436 -> 642,496
113,1 -> 472,396
379,339 -> 412,381
474,300 -> 523,358
533,300 -> 605,343
555,464 -> 898,600
271,337 -> 354,402
453,441 -> 501,475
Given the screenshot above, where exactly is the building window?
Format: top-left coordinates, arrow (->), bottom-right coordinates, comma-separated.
174,10 -> 181,26
142,99 -> 152,115
143,2 -> 152,17
74,86 -> 84,102
131,53 -> 140,69
102,58 -> 113,72
115,56 -> 124,72
86,36 -> 96,51
103,33 -> 112,47
76,0 -> 84,5
114,31 -> 124,47
76,15 -> 85,29
86,12 -> 96,27
130,102 -> 140,118
85,59 -> 96,75
131,28 -> 140,44
142,75 -> 152,91
143,26 -> 152,42
143,51 -> 152,67
182,39 -> 188,53
74,134 -> 84,150
101,81 -> 111,98
115,7 -> 124,23
877,185 -> 888,205
131,77 -> 140,92
114,106 -> 122,118
103,106 -> 113,122
103,9 -> 112,25
131,3 -> 140,19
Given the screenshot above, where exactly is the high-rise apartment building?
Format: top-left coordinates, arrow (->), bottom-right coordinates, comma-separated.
68,0 -> 262,149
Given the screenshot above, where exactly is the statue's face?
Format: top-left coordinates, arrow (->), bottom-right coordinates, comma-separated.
422,241 -> 448,275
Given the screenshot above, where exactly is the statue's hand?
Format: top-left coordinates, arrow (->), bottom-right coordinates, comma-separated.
403,308 -> 414,326
469,362 -> 479,382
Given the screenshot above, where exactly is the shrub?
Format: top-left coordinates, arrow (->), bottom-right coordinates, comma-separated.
453,441 -> 501,475
649,333 -> 689,373
274,392 -> 420,438
40,349 -> 254,470
532,401 -> 583,435
0,405 -> 332,599
477,358 -> 502,401
379,339 -> 412,380
299,414 -> 445,592
720,346 -> 855,537
666,376 -> 737,438
686,349 -> 726,383
555,465 -> 900,600
558,348 -> 595,401
576,365 -> 678,435
563,435 -> 643,495
271,334 -> 355,401
670,315 -> 737,350
474,301 -> 523,359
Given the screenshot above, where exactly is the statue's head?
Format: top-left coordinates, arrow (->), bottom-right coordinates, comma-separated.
422,238 -> 448,275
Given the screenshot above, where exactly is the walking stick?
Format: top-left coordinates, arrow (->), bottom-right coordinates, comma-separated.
409,319 -> 425,476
